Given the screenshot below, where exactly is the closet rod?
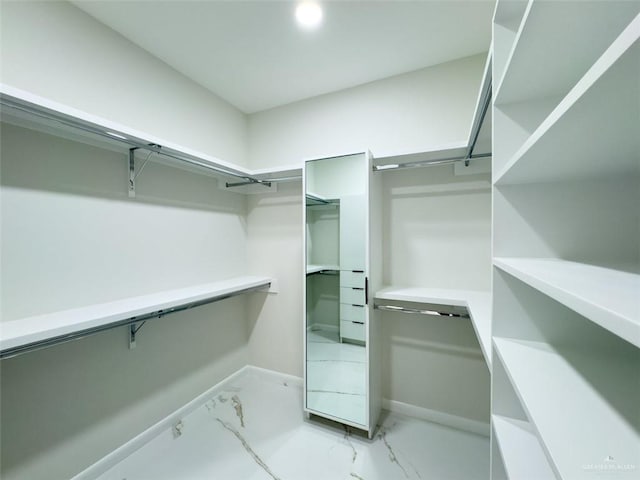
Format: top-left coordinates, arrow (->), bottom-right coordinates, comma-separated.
465,84 -> 492,162
0,282 -> 270,360
374,304 -> 469,318
0,94 -> 269,186
373,152 -> 491,172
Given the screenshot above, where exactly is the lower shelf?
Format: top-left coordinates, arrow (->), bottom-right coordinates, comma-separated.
492,415 -> 555,479
1,276 -> 272,358
494,337 -> 639,479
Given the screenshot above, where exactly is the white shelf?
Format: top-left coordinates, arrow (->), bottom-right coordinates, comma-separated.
494,337 -> 640,479
0,276 -> 272,356
492,415 -> 556,480
495,17 -> 640,185
495,15 -> 640,185
375,287 -> 492,370
495,2 -> 639,106
494,258 -> 640,348
306,264 -> 339,275
0,84 -> 300,187
492,0 -> 528,89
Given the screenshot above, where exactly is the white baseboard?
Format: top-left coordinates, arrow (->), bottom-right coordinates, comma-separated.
382,398 -> 490,437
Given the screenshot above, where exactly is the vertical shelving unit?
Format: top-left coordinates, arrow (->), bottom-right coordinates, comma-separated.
491,1 -> 640,479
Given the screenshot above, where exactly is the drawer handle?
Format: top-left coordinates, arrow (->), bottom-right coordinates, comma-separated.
352,321 -> 364,325
352,287 -> 364,291
352,304 -> 364,307
352,270 -> 364,273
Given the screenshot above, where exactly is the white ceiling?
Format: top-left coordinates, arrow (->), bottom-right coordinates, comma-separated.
73,1 -> 495,114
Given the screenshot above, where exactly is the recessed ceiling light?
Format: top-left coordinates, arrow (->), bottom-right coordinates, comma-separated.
295,2 -> 323,29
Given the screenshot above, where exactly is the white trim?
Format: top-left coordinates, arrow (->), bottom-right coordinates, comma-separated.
382,398 -> 490,437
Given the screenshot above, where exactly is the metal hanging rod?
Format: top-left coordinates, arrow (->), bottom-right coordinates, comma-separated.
0,94 -> 272,186
373,152 -> 491,172
0,282 -> 270,360
465,84 -> 492,164
374,304 -> 469,318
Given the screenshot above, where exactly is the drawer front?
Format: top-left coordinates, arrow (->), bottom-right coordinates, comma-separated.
340,270 -> 366,288
340,320 -> 365,342
340,287 -> 365,305
340,303 -> 366,323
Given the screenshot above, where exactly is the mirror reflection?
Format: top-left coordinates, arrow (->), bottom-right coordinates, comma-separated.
305,153 -> 367,427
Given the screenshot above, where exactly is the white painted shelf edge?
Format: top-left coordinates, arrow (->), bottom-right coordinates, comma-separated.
0,276 -> 272,352
374,286 -> 492,370
494,257 -> 640,348
492,414 -> 556,480
493,337 -> 640,479
493,0 -> 532,102
494,14 -> 640,185
306,265 -> 340,275
0,84 -> 299,181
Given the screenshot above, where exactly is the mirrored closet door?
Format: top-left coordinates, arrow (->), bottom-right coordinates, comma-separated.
304,152 -> 381,437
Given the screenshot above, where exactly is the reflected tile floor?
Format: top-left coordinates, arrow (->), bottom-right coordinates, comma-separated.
307,328 -> 367,425
94,369 -> 489,480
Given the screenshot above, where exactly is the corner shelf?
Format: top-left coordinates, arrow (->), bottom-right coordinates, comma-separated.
374,287 -> 492,371
495,14 -> 640,185
494,337 -> 639,480
494,258 -> 640,348
0,276 -> 272,359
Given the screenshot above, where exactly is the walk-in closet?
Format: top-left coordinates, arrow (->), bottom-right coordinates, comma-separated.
1,1 -> 638,479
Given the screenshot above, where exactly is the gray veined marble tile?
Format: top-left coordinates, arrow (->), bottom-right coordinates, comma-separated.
93,369 -> 489,480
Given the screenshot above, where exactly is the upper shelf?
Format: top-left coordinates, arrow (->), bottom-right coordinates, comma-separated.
0,85 -> 302,190
494,258 -> 640,348
0,276 -> 272,358
494,1 -> 639,106
375,286 -> 492,371
494,16 -> 640,185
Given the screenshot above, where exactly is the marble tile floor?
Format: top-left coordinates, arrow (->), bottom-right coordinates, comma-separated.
91,368 -> 489,480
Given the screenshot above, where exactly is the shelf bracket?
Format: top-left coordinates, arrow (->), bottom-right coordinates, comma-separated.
128,148 -> 138,198
128,320 -> 146,349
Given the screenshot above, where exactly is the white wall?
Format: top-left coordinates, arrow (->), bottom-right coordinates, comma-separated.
246,182 -> 304,376
0,1 -> 248,167
248,54 -> 485,169
0,123 -> 256,479
382,165 -> 492,290
1,123 -> 248,320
